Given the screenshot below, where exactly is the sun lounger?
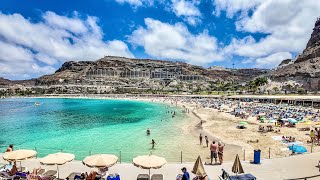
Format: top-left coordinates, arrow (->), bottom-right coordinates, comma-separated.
229,173 -> 256,180
137,174 -> 149,180
151,174 -> 163,180
67,172 -> 81,179
43,170 -> 57,177
107,173 -> 120,180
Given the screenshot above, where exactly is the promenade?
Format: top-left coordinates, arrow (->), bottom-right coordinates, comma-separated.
1,152 -> 320,180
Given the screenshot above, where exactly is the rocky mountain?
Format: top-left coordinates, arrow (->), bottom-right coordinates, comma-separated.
272,17 -> 320,91
36,56 -> 269,85
0,77 -> 36,87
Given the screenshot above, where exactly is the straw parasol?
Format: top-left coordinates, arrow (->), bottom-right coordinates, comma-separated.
132,155 -> 166,176
192,156 -> 206,177
3,149 -> 37,171
40,152 -> 75,178
232,154 -> 244,177
83,154 -> 118,168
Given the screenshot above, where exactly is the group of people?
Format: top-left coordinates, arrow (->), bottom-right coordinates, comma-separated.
309,128 -> 320,144
282,136 -> 296,143
199,134 -> 225,165
177,167 -> 209,180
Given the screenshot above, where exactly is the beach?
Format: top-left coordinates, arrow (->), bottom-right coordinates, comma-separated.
6,94 -> 320,162
2,94 -> 320,180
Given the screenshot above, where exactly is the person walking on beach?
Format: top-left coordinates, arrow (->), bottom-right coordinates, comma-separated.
151,139 -> 156,149
205,136 -> 209,147
199,134 -> 203,146
218,142 -> 225,165
210,141 -> 218,164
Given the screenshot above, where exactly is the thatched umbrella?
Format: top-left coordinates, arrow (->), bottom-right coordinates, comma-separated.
192,156 -> 207,177
232,154 -> 244,177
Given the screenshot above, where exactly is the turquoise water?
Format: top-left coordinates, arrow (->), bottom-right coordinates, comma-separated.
0,98 -> 195,162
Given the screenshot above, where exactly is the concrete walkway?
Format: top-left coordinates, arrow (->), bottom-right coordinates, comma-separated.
1,153 -> 320,180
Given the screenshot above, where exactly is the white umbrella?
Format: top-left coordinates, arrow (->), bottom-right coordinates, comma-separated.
40,152 -> 75,178
83,154 -> 118,168
133,155 -> 166,176
3,149 -> 37,171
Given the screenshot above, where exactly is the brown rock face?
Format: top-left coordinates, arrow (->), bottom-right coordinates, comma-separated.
34,56 -> 269,86
307,17 -> 320,48
272,17 -> 320,91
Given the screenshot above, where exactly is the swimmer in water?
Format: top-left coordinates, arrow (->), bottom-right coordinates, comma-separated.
151,139 -> 156,149
146,128 -> 150,135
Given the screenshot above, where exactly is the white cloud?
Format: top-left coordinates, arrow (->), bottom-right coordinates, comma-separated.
115,0 -> 154,7
0,11 -> 133,79
254,52 -> 292,69
128,18 -> 223,65
219,0 -> 320,68
212,0 -> 263,18
171,0 -> 201,25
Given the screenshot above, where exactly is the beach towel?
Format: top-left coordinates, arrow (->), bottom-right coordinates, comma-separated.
271,136 -> 282,141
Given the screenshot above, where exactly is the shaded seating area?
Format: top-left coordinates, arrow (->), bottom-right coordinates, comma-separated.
137,174 -> 149,180
151,174 -> 163,180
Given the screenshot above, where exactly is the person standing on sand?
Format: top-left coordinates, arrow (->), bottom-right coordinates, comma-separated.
199,134 -> 203,145
316,128 -> 320,145
210,141 -> 218,164
310,130 -> 315,144
151,139 -> 156,149
218,142 -> 225,165
205,136 -> 209,147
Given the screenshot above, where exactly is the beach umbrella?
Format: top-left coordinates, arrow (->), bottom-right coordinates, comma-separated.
288,118 -> 298,123
289,145 -> 307,154
192,156 -> 206,177
268,120 -> 277,123
133,155 -> 166,176
3,149 -> 37,171
40,152 -> 75,178
232,154 -> 244,176
239,121 -> 248,125
83,154 -> 118,168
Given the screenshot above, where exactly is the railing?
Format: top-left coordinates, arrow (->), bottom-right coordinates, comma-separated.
1,143 -> 319,164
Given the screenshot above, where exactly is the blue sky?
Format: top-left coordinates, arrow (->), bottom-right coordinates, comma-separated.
0,0 -> 319,80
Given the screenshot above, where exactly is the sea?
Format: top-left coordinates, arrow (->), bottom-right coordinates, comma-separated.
0,98 -> 198,162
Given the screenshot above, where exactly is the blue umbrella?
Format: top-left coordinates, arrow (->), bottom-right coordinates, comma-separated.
288,118 -> 297,123
289,145 -> 307,154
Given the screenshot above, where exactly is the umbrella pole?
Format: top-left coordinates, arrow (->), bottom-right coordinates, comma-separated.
57,165 -> 59,179
149,169 -> 150,177
20,161 -> 22,172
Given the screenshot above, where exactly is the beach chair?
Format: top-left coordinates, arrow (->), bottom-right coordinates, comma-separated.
229,174 -> 256,180
137,174 -> 149,180
42,170 -> 57,177
107,173 -> 120,180
67,172 -> 81,179
151,174 -> 163,180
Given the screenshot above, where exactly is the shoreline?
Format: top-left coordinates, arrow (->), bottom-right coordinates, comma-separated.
2,95 -> 243,163
3,94 -> 319,163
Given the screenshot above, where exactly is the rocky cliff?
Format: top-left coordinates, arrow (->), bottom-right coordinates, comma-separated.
272,17 -> 320,91
35,56 -> 268,86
